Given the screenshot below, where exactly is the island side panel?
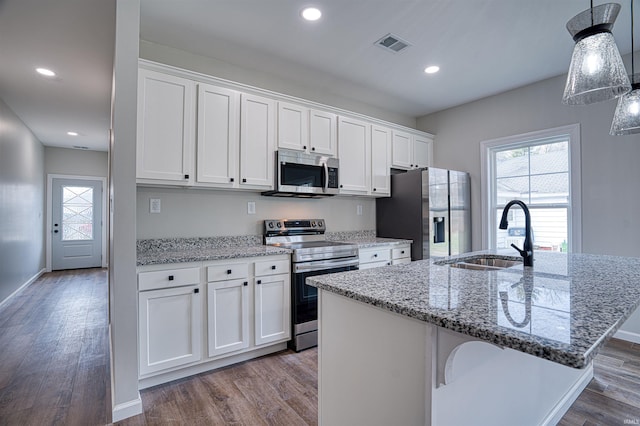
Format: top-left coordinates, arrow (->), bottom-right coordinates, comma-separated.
318,290 -> 431,426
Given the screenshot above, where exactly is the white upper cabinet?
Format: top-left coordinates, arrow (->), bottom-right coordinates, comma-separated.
277,101 -> 309,152
338,116 -> 371,195
137,68 -> 195,185
277,103 -> 337,157
391,130 -> 433,170
196,83 -> 240,187
240,93 -> 276,189
371,125 -> 392,196
413,134 -> 433,169
309,110 -> 337,156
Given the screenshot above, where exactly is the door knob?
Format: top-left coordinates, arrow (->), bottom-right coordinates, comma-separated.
53,230 -> 59,233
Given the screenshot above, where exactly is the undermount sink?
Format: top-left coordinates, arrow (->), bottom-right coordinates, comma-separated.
436,255 -> 522,271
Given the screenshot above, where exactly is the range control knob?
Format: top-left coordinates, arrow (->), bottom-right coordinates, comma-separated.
268,222 -> 274,229
317,220 -> 323,228
276,222 -> 282,228
311,221 -> 316,227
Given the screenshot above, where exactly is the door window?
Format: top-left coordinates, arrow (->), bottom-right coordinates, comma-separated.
62,186 -> 94,241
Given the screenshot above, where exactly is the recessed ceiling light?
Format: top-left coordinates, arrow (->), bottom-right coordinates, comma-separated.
36,67 -> 56,77
67,131 -> 79,136
424,66 -> 440,74
301,7 -> 322,21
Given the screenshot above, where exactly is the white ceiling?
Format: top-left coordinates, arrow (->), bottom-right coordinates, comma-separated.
1,1 -> 638,152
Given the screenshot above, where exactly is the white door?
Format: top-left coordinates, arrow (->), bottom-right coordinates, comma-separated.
254,274 -> 291,346
309,109 -> 337,156
51,178 -> 103,270
277,101 -> 308,152
139,285 -> 202,376
207,279 -> 250,357
371,125 -> 392,196
337,117 -> 370,195
196,83 -> 239,187
413,134 -> 433,168
239,93 -> 275,188
391,130 -> 413,169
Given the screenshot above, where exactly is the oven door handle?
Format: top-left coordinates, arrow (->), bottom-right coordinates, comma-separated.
322,162 -> 329,193
294,257 -> 359,273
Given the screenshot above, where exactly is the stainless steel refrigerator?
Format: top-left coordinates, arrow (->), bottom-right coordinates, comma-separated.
376,168 -> 471,260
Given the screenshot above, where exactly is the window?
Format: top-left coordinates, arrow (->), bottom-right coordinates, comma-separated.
481,124 -> 581,253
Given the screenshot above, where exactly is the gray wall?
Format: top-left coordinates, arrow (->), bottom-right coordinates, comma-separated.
0,97 -> 45,304
45,146 -> 108,177
417,73 -> 640,258
137,187 -> 376,239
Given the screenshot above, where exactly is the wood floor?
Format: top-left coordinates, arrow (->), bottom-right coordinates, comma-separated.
1,269 -> 639,425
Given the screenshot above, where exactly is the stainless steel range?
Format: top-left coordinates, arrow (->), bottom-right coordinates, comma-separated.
264,219 -> 359,351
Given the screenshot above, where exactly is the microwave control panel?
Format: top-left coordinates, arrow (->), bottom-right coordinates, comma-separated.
327,167 -> 339,188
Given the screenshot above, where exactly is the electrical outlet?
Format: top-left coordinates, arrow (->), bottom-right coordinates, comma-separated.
247,201 -> 256,215
150,198 -> 161,214
357,205 -> 363,216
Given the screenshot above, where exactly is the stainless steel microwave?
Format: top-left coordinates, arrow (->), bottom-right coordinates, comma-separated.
262,149 -> 339,198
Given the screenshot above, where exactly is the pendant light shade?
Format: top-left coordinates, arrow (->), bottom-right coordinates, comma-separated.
611,0 -> 640,135
563,3 -> 631,105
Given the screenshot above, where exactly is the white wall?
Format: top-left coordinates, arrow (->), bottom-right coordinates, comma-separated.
417,72 -> 640,258
44,146 -> 108,177
0,97 -> 45,304
139,40 -> 416,129
137,187 -> 375,239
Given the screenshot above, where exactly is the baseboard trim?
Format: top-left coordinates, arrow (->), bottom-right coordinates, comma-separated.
614,329 -> 640,344
0,268 -> 46,310
112,397 -> 143,423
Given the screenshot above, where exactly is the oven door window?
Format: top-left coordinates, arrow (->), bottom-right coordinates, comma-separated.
293,265 -> 357,324
281,163 -> 324,189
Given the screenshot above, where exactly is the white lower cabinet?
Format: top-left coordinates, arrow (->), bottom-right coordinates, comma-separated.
138,284 -> 202,376
359,243 -> 412,270
138,254 -> 291,384
207,278 -> 250,357
254,273 -> 291,345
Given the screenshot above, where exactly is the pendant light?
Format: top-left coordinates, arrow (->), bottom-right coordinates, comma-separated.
611,0 -> 640,134
563,2 -> 631,105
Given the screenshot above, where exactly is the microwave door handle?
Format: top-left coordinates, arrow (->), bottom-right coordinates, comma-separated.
323,162 -> 329,193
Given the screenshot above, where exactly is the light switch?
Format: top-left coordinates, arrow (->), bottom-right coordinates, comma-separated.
247,201 -> 256,215
150,198 -> 161,214
357,205 -> 363,216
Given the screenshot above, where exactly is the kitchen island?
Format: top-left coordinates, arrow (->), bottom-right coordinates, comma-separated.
307,251 -> 640,426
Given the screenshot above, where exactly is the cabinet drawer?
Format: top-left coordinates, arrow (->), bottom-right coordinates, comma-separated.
255,259 -> 290,277
207,263 -> 249,282
392,246 -> 411,260
359,260 -> 392,270
359,248 -> 391,264
138,267 -> 200,291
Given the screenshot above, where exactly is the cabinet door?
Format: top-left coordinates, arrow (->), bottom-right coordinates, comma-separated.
413,134 -> 433,169
391,130 -> 413,170
240,94 -> 275,188
309,110 -> 337,156
371,125 -> 391,196
139,285 -> 202,376
254,274 -> 291,346
137,69 -> 194,184
207,279 -> 250,357
197,83 -> 239,187
277,101 -> 308,152
338,117 -> 370,195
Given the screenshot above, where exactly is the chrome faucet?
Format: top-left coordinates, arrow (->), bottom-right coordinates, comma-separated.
499,200 -> 533,267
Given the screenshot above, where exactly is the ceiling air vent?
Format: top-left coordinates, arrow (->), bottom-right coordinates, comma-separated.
375,33 -> 411,53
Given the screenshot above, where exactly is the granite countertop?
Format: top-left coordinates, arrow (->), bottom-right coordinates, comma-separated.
306,250 -> 640,369
136,236 -> 291,266
326,231 -> 412,248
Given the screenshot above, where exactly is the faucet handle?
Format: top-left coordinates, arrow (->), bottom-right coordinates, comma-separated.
510,243 -> 526,257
